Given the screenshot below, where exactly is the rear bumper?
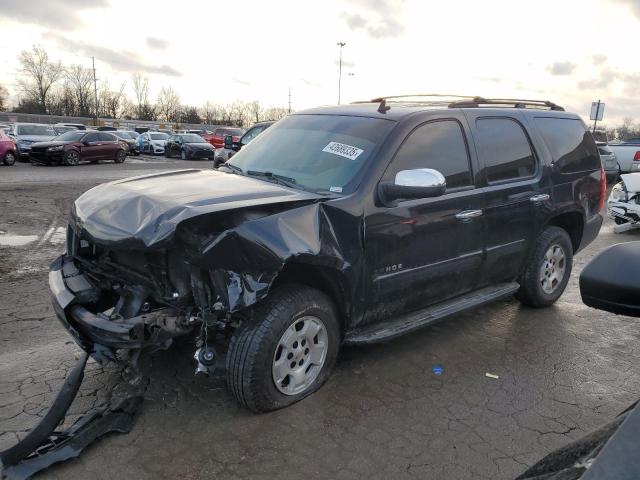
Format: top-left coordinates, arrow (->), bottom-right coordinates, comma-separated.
577,214 -> 603,253
49,256 -> 171,351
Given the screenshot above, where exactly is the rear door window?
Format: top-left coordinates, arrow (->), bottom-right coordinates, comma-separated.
534,117 -> 600,173
84,133 -> 99,143
98,133 -> 115,142
475,118 -> 536,183
387,120 -> 472,190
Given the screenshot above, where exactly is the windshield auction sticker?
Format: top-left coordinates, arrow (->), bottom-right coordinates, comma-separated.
322,142 -> 364,161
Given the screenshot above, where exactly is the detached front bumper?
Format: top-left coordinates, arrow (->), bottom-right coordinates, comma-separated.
49,255 -> 178,353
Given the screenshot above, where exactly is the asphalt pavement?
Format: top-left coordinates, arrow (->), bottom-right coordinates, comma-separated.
0,158 -> 639,479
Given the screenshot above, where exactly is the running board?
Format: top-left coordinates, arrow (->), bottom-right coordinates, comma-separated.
344,282 -> 519,345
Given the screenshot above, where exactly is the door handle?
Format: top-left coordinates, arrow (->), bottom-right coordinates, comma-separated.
455,209 -> 483,221
529,194 -> 550,203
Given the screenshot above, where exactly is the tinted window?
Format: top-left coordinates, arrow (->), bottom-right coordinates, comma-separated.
475,118 -> 535,182
181,134 -> 206,143
84,133 -> 99,143
534,118 -> 600,173
17,124 -> 56,136
150,133 -> 168,140
388,120 -> 472,189
99,132 -> 116,142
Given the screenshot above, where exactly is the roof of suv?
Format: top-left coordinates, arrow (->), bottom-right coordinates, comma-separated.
298,96 -> 574,121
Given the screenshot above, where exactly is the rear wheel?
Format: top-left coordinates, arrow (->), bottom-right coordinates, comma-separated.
226,285 -> 340,413
3,151 -> 16,166
516,226 -> 573,307
63,150 -> 80,166
114,149 -> 126,163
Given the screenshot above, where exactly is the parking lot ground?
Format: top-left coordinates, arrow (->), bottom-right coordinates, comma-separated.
1,161 -> 639,480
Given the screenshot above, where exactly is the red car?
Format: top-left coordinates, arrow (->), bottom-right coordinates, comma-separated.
204,127 -> 245,149
0,130 -> 17,166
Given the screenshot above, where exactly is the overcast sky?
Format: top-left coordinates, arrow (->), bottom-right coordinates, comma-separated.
1,0 -> 639,124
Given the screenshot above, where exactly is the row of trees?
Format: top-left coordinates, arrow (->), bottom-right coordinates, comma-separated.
3,46 -> 288,127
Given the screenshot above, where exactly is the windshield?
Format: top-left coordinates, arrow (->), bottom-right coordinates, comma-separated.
150,133 -> 168,140
181,134 -> 206,143
17,125 -> 56,136
56,131 -> 86,142
227,114 -> 394,193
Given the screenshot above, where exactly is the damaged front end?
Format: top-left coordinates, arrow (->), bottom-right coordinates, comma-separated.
607,173 -> 640,233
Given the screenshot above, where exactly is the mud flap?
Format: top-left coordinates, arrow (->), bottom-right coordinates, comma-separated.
0,352 -> 143,480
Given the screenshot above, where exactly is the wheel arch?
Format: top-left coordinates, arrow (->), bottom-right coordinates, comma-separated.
271,261 -> 351,334
546,210 -> 584,253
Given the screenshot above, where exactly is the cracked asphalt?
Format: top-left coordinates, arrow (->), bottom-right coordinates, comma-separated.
1,158 -> 639,479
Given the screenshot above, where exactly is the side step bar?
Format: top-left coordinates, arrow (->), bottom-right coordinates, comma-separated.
344,282 -> 519,345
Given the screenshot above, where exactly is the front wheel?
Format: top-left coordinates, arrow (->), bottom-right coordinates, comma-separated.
63,150 -> 80,166
516,226 -> 573,307
3,151 -> 16,166
226,285 -> 340,413
114,149 -> 126,163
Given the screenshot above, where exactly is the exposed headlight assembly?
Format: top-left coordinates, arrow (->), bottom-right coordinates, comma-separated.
610,183 -> 627,202
48,145 -> 64,152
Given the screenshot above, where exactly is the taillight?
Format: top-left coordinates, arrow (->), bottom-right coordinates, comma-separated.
598,167 -> 606,213
633,151 -> 640,161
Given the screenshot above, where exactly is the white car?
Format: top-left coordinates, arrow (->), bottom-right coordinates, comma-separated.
608,173 -> 640,232
138,132 -> 168,155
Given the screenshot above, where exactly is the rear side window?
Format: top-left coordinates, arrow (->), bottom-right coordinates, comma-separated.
534,118 -> 600,173
98,133 -> 115,142
475,118 -> 536,183
84,133 -> 99,143
388,120 -> 472,189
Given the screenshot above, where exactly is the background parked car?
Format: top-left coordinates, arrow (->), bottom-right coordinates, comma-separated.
113,131 -> 140,155
52,125 -> 78,135
609,140 -> 640,175
214,120 -> 274,166
205,127 -> 245,149
0,124 -> 12,134
8,123 -> 57,161
55,123 -> 86,131
0,129 -> 17,166
138,131 -> 168,155
597,142 -> 619,182
29,130 -> 127,166
165,133 -> 215,160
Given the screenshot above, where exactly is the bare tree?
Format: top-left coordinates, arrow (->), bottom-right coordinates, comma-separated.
17,45 -> 63,114
0,83 -> 7,111
247,100 -> 262,124
200,101 -> 216,124
156,86 -> 181,122
180,106 -> 201,124
100,81 -> 127,118
132,73 -> 151,119
64,64 -> 94,117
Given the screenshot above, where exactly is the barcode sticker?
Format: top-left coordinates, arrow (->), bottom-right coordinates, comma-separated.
322,142 -> 363,161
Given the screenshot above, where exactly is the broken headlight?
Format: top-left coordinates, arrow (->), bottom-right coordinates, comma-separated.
610,183 -> 627,202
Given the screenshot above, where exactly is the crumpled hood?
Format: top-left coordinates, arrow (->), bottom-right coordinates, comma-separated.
72,169 -> 322,248
620,173 -> 640,193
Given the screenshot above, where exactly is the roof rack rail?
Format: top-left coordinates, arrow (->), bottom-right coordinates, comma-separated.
448,97 -> 565,111
352,94 -> 564,112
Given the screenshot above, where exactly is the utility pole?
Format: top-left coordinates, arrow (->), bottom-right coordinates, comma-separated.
288,87 -> 292,114
91,56 -> 99,127
337,42 -> 346,104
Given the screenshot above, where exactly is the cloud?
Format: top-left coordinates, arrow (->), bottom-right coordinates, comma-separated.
233,78 -> 251,86
592,54 -> 607,65
146,37 -> 168,50
577,68 -> 619,90
0,0 -> 108,30
341,0 -> 407,38
44,32 -> 182,77
548,61 -> 576,75
614,0 -> 640,19
334,59 -> 356,69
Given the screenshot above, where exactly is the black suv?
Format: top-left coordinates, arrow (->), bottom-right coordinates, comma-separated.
49,96 -> 603,413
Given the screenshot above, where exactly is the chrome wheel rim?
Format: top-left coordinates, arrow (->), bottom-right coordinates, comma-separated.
272,316 -> 328,396
67,151 -> 79,165
540,244 -> 566,294
117,151 -> 125,162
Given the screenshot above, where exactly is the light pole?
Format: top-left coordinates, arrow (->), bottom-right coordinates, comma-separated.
337,42 -> 346,104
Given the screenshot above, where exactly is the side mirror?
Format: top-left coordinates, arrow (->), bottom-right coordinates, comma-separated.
224,135 -> 233,150
378,168 -> 446,204
580,242 -> 640,317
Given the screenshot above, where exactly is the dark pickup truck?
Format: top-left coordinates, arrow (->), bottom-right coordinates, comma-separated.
49,95 -> 603,413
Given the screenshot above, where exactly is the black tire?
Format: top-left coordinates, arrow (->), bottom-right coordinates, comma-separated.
3,151 -> 16,166
515,226 -> 573,307
226,284 -> 340,413
63,150 -> 80,166
114,149 -> 126,163
165,149 -> 171,158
